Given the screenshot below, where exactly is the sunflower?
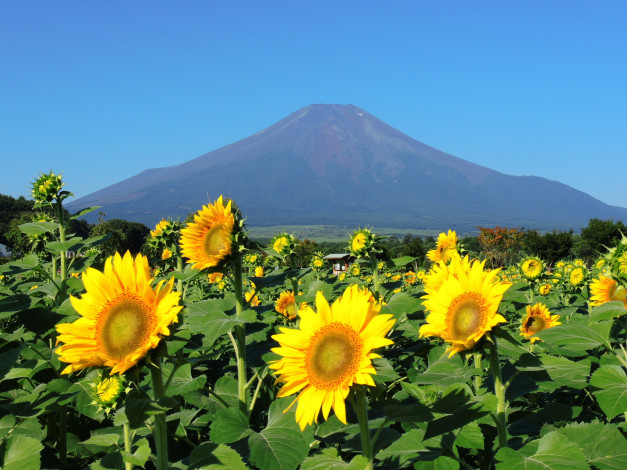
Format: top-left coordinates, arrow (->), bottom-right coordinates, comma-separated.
539,283 -> 552,296
404,271 -> 417,285
420,256 -> 511,357
269,284 -> 395,430
255,266 -> 265,277
350,264 -> 361,277
245,289 -> 260,307
161,248 -> 173,260
276,291 -> 297,320
151,219 -> 169,238
595,258 -> 606,270
520,256 -> 543,280
179,196 -> 234,270
207,272 -> 224,284
520,303 -> 561,343
569,266 -> 586,286
427,230 -> 458,264
55,252 -> 182,375
272,233 -> 294,256
589,276 -> 627,307
619,252 -> 627,275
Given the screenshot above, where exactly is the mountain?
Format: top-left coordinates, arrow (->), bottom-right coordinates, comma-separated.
67,104 -> 627,232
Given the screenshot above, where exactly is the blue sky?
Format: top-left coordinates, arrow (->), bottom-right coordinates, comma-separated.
1,1 -> 626,209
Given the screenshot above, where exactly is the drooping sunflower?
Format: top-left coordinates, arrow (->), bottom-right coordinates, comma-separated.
55,252 -> 182,375
589,275 -> 627,307
276,291 -> 297,320
520,303 -> 561,343
151,219 -> 169,238
179,196 -> 235,270
420,256 -> 511,357
427,230 -> 458,264
269,284 -> 395,430
520,256 -> 543,280
619,252 -> 627,275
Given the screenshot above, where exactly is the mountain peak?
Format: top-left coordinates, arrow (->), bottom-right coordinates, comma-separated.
67,104 -> 627,231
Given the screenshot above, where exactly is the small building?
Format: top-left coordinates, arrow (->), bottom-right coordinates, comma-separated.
324,253 -> 356,276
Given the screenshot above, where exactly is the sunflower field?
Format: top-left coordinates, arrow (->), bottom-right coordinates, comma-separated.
1,173 -> 627,470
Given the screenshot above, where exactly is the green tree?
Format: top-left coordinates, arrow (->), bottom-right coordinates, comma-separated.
523,229 -> 574,265
0,194 -> 35,246
572,218 -> 626,262
90,219 -> 150,256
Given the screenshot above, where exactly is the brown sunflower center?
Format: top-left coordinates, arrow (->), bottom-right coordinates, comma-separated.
98,293 -> 155,361
203,223 -> 227,257
524,315 -> 546,334
447,292 -> 486,340
305,322 -> 363,390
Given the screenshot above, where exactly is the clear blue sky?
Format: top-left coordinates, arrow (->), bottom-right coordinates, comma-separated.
2,1 -> 626,208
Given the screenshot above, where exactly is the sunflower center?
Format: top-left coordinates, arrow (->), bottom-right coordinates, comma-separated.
447,293 -> 486,340
203,224 -> 227,257
524,315 -> 546,334
306,322 -> 363,390
98,294 -> 154,361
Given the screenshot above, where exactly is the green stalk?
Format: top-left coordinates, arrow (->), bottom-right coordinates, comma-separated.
55,200 -> 67,281
232,254 -> 248,413
488,337 -> 508,449
176,255 -> 184,293
150,359 -> 169,470
353,387 -> 374,469
473,351 -> 483,394
371,255 -> 380,301
52,256 -> 58,281
58,405 -> 67,464
123,422 -> 133,470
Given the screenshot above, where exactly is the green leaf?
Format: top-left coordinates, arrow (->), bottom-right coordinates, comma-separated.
163,363 -> 207,397
248,398 -> 312,470
412,355 -> 478,389
80,433 -> 121,448
187,300 -> 256,346
0,254 -> 40,275
70,206 -> 101,219
376,428 -> 444,467
188,443 -> 248,469
537,355 -> 590,390
534,319 -> 611,353
125,390 -> 170,429
589,301 -> 627,323
590,365 -> 627,420
209,407 -> 251,444
413,456 -> 460,470
384,292 -> 423,317
495,431 -> 588,470
18,221 -> 58,236
45,237 -> 83,253
3,435 -> 43,470
0,346 -> 23,382
391,256 -> 416,267
425,386 -> 491,440
301,448 -> 369,469
544,420 -> 627,470
120,438 -> 151,467
0,294 -> 31,321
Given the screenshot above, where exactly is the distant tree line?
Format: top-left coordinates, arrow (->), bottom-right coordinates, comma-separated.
0,193 -> 624,267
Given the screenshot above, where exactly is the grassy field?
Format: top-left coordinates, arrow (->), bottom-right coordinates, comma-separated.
246,224 -> 477,242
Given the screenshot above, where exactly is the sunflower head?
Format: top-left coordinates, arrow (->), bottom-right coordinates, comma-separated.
275,291 -> 297,320
427,230 -> 459,264
520,303 -> 561,343
404,271 -> 417,285
255,266 -> 265,277
311,253 -> 325,270
349,264 -> 361,277
180,196 -> 244,271
420,255 -> 511,357
569,266 -> 587,287
349,228 -> 382,258
538,283 -> 552,296
269,284 -> 395,430
161,248 -> 173,260
55,252 -> 182,375
589,275 -> 627,307
31,171 -> 71,205
271,233 -> 295,257
520,256 -> 544,280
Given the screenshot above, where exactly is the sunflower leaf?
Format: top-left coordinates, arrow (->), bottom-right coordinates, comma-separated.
590,365 -> 627,420
495,431 -> 588,469
589,301 -> 627,323
2,435 -> 44,470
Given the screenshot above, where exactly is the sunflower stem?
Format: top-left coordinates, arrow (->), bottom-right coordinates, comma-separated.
150,358 -> 169,470
58,404 -> 67,464
488,337 -> 508,449
55,199 -> 67,281
232,253 -> 248,414
123,422 -> 133,470
473,351 -> 483,394
176,255 -> 184,293
353,386 -> 374,467
371,255 -> 380,301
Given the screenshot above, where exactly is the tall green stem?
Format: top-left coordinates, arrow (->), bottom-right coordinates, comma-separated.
150,358 -> 169,470
488,337 -> 508,449
473,351 -> 483,394
232,254 -> 248,413
353,387 -> 374,469
371,255 -> 380,301
123,422 -> 133,470
55,201 -> 67,280
176,255 -> 184,293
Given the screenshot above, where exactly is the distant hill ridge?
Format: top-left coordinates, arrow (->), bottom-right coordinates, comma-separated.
67,104 -> 627,231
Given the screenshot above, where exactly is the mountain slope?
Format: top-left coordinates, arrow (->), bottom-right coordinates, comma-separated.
67,104 -> 627,231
